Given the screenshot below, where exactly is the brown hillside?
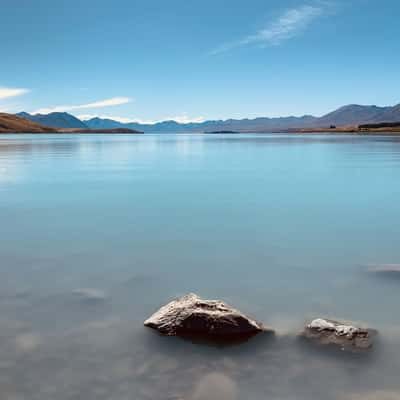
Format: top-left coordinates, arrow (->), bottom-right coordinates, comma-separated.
0,113 -> 57,133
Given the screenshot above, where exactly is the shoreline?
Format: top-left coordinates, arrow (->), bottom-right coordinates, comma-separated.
2,130 -> 400,135
292,127 -> 400,134
0,129 -> 144,135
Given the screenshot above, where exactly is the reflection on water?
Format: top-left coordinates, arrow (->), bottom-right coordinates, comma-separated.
1,133 -> 400,399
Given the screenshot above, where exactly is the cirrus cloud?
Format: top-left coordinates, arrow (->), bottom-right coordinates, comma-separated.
34,97 -> 132,114
0,87 -> 30,100
211,4 -> 324,55
77,113 -> 206,125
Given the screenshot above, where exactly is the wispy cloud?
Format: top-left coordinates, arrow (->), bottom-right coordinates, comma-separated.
77,114 -> 139,124
34,97 -> 131,114
0,87 -> 30,100
163,115 -> 206,124
211,4 -> 324,55
77,113 -> 206,125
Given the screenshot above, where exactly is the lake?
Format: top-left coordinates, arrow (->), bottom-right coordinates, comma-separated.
1,133 -> 400,400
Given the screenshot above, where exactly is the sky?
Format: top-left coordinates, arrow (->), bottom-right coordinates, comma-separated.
1,0 -> 399,123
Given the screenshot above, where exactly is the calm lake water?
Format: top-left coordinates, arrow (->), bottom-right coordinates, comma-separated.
1,133 -> 400,400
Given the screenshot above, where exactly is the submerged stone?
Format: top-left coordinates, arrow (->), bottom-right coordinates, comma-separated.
368,264 -> 400,278
72,288 -> 106,302
144,293 -> 271,341
301,318 -> 376,351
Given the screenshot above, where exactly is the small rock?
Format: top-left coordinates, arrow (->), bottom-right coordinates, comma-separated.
301,318 -> 376,351
190,373 -> 238,400
72,288 -> 106,302
15,333 -> 41,353
368,264 -> 400,278
144,293 -> 272,341
341,390 -> 400,400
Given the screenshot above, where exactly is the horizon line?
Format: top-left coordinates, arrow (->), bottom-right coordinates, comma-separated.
13,101 -> 400,125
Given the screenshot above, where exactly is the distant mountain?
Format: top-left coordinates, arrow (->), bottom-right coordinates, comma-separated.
316,104 -> 395,127
83,117 -> 127,130
85,117 -> 207,133
377,104 -> 400,122
82,103 -> 400,133
17,102 -> 400,133
0,113 -> 57,133
1,113 -> 142,134
84,115 -> 319,133
17,112 -> 88,129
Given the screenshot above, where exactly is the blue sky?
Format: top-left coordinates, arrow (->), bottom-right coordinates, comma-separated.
1,0 -> 399,123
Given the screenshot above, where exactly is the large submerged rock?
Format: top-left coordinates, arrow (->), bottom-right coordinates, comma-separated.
301,318 -> 376,351
144,293 -> 271,341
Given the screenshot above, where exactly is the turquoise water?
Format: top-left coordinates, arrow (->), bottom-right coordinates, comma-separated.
1,133 -> 400,399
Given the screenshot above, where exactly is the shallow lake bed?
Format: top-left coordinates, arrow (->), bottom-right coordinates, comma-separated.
1,133 -> 400,399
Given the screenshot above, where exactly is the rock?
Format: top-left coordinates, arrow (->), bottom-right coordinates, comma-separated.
72,288 -> 106,302
15,333 -> 41,353
341,390 -> 400,400
190,372 -> 238,400
301,318 -> 376,351
368,264 -> 400,278
144,293 -> 271,341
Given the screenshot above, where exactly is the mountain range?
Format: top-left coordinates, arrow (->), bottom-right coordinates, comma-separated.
0,113 -> 141,134
17,112 -> 87,129
17,103 -> 400,133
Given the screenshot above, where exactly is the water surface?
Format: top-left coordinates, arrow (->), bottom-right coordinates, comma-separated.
1,133 -> 400,400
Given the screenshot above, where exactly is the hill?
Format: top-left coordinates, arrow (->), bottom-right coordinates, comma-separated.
0,113 -> 143,134
0,113 -> 57,133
